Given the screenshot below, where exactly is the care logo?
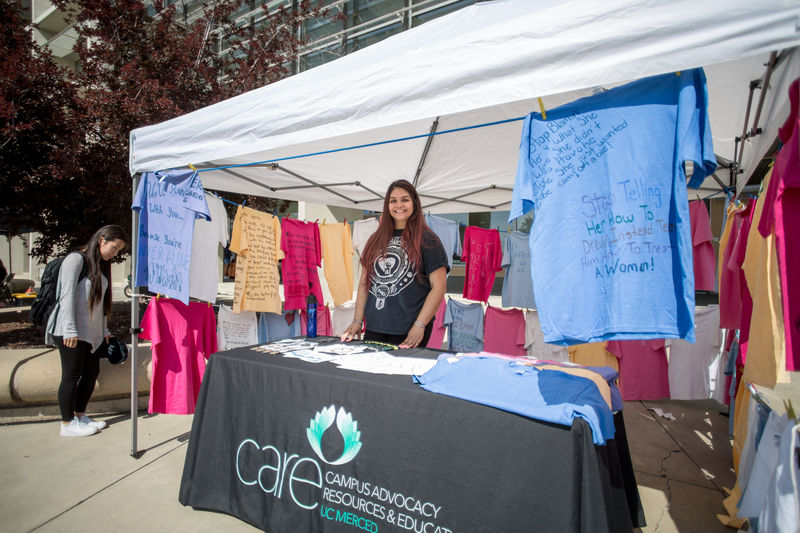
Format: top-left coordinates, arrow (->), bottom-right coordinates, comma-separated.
306,405 -> 362,465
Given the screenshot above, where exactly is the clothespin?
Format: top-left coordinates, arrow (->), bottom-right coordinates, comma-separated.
784,399 -> 797,421
188,163 -> 197,171
272,209 -> 277,218
675,71 -> 681,76
314,218 -> 319,224
156,293 -> 161,300
323,218 -> 326,224
344,217 -> 347,225
537,97 -> 547,120
242,199 -> 247,207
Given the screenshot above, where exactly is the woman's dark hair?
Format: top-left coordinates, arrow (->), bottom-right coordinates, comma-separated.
81,225 -> 129,315
360,179 -> 435,281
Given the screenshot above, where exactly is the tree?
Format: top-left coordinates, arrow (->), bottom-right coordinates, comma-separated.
2,0 -> 331,259
0,0 -> 80,253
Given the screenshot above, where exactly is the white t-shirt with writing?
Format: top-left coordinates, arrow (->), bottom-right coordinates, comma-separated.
189,194 -> 228,303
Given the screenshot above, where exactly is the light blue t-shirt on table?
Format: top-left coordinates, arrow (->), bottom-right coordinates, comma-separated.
501,230 -> 536,309
509,69 -> 717,345
414,356 -> 614,445
425,214 -> 462,270
444,299 -> 484,352
132,170 -> 210,304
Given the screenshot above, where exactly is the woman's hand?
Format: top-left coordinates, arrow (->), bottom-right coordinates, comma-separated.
64,336 -> 78,348
399,324 -> 425,349
340,322 -> 362,342
105,334 -> 112,344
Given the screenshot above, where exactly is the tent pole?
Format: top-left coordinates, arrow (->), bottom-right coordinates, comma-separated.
412,117 -> 439,187
130,173 -> 140,458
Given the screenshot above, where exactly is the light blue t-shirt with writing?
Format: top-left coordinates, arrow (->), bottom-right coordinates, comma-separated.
132,170 -> 210,304
509,69 -> 716,345
501,230 -> 536,309
444,299 -> 484,352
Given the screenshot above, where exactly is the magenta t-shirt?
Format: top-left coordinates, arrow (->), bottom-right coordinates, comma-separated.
689,200 -> 717,291
281,218 -> 324,310
461,226 -> 503,302
482,306 -> 527,356
607,339 -> 670,401
757,79 -> 800,370
139,298 -> 217,415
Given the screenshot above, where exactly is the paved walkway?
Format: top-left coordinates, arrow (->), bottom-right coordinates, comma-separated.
2,283 -> 797,532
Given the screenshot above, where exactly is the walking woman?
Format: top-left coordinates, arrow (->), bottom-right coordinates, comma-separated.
46,225 -> 128,437
341,180 -> 448,348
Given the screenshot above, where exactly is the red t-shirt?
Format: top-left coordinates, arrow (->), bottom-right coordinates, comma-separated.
281,218 -> 324,310
482,306 -> 527,356
461,226 -> 503,302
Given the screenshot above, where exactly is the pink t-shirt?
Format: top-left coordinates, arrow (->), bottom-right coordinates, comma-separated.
300,305 -> 332,337
461,226 -> 503,302
607,339 -> 669,401
139,298 -> 218,415
482,306 -> 527,356
757,78 -> 800,370
281,218 -> 324,310
730,204 -> 755,365
689,200 -> 717,291
426,298 -> 447,349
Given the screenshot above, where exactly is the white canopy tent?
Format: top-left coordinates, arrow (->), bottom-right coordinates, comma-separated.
126,0 -> 800,456
130,0 -> 800,213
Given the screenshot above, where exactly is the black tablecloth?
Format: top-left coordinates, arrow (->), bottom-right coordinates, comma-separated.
179,339 -> 645,532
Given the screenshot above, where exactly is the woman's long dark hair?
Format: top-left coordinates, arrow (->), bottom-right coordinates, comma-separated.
360,180 -> 435,281
80,225 -> 128,315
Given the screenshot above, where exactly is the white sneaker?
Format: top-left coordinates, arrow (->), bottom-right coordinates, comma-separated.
59,418 -> 99,438
78,415 -> 107,430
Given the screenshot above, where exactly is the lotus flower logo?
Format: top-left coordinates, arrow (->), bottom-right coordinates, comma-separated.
306,405 -> 363,465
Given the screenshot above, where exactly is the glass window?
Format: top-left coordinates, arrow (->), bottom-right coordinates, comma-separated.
346,22 -> 402,52
411,0 -> 476,27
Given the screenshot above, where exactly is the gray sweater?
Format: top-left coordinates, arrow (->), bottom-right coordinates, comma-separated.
45,252 -> 109,351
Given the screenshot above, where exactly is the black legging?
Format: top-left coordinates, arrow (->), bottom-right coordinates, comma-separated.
56,337 -> 100,422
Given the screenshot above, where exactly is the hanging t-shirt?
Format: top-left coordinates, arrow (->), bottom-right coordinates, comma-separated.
719,203 -> 747,328
524,309 -> 569,362
607,339 -> 670,401
132,170 -> 210,304
364,229 -> 449,335
444,299 -> 484,353
742,168 -> 789,388
189,194 -> 228,303
352,218 -> 379,257
319,223 -> 355,306
425,214 -> 462,270
281,218 -> 324,311
730,203 -> 756,365
413,356 -> 615,445
667,305 -> 721,400
509,69 -> 716,345
139,297 -> 217,415
257,310 -> 300,343
229,206 -> 283,313
216,303 -> 257,351
689,200 -> 716,291
300,305 -> 332,336
331,302 -> 356,337
501,230 -> 536,308
483,306 -> 527,356
757,78 -> 800,371
461,226 -> 503,302
426,298 -> 448,350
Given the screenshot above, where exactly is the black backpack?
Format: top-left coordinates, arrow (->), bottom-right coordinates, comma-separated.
30,253 -> 88,326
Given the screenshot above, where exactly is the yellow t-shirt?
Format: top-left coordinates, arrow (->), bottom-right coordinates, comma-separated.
319,223 -> 355,307
567,342 -> 618,371
229,206 -> 284,313
741,168 -> 789,388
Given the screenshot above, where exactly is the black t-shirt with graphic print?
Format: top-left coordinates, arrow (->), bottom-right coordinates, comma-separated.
364,229 -> 449,335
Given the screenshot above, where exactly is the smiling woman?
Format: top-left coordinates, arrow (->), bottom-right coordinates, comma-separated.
340,180 -> 449,349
